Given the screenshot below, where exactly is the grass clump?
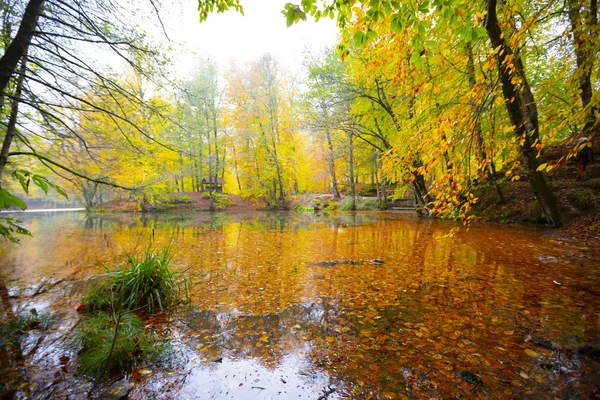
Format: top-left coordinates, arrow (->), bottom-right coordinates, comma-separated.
78,313 -> 162,376
84,245 -> 187,314
77,245 -> 185,378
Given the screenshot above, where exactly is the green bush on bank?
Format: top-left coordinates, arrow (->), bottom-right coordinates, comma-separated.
213,193 -> 234,210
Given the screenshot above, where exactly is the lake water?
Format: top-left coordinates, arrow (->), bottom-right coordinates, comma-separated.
1,211 -> 599,398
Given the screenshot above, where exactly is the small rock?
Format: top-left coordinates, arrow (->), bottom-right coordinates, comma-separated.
99,379 -> 131,400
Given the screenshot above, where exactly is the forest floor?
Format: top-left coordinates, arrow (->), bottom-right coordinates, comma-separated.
473,135 -> 600,245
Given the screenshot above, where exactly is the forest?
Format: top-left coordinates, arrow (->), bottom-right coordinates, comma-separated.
0,0 -> 597,237
0,1 -> 599,399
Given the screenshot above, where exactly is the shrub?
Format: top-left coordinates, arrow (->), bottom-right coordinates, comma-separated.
358,185 -> 377,196
78,313 -> 162,376
84,246 -> 187,314
566,188 -> 599,210
325,202 -> 338,211
212,193 -> 234,210
359,199 -> 378,210
293,204 -> 314,213
167,194 -> 193,204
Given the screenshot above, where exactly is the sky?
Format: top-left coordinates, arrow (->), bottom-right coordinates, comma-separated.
159,0 -> 340,74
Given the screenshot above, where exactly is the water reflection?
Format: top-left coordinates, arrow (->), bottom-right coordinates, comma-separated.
0,211 -> 599,398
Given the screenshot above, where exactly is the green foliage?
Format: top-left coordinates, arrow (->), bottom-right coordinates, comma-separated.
212,193 -> 234,210
84,246 -> 187,314
77,313 -> 162,376
167,194 -> 193,204
358,186 -> 377,196
359,199 -> 378,210
293,204 -> 314,214
197,0 -> 243,22
1,170 -> 68,243
283,3 -> 307,27
0,309 -> 55,339
566,188 -> 600,210
583,178 -> 600,190
339,198 -> 356,211
13,169 -> 68,198
0,217 -> 31,243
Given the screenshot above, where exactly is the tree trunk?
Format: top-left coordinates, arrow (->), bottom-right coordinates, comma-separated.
0,0 -> 43,98
204,109 -> 215,211
0,55 -> 27,175
567,0 -> 598,134
325,128 -> 340,198
198,132 -> 204,192
348,131 -> 356,210
485,0 -> 564,227
178,153 -> 185,192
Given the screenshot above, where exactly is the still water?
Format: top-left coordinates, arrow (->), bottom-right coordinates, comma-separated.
1,211 -> 599,398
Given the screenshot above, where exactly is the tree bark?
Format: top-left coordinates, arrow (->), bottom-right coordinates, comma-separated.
348,130 -> 356,210
0,55 -> 27,175
0,0 -> 43,98
325,128 -> 340,198
567,0 -> 598,133
485,0 -> 564,227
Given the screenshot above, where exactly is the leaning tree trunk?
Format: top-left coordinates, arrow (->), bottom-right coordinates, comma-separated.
485,0 -> 564,227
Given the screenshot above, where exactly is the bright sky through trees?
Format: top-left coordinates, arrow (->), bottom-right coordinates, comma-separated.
160,0 -> 339,73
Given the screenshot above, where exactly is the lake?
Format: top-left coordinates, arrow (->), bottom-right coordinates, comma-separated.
1,211 -> 599,398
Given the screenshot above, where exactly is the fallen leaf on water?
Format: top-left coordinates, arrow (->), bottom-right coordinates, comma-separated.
503,330 -> 514,335
524,349 -> 539,357
519,371 -> 529,379
383,392 -> 398,399
139,369 -> 153,376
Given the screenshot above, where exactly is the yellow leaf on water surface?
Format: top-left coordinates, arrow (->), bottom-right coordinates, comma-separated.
519,371 -> 529,379
326,336 -> 336,343
503,330 -> 514,335
524,349 -> 539,357
139,369 -> 153,376
383,392 -> 398,399
260,334 -> 270,342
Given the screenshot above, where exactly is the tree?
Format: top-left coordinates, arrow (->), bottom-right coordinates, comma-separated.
0,0 -> 172,238
198,0 -> 573,226
225,55 -> 301,206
